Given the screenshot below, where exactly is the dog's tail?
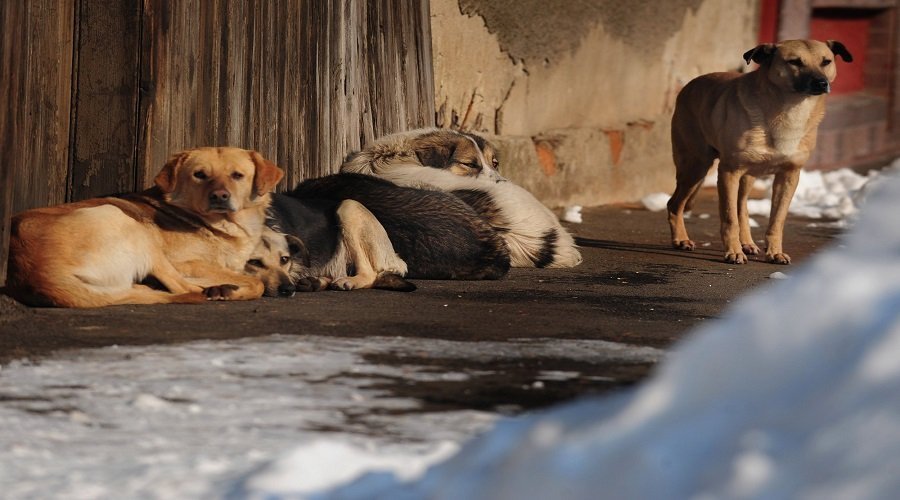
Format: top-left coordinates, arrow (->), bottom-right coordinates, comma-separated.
372,273 -> 417,292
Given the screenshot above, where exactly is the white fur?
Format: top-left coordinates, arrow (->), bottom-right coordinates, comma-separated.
462,134 -> 506,183
341,160 -> 582,268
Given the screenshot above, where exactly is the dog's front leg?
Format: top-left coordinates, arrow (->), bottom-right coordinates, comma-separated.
765,168 -> 801,264
718,168 -> 748,264
737,173 -> 761,256
179,260 -> 266,301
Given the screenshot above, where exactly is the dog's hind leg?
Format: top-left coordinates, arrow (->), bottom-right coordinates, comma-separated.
330,200 -> 414,292
737,173 -> 761,256
668,149 -> 714,251
718,167 -> 749,264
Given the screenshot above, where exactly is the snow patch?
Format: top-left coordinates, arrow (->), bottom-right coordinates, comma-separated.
641,192 -> 670,212
646,160 -> 900,223
312,166 -> 900,499
562,205 -> 583,223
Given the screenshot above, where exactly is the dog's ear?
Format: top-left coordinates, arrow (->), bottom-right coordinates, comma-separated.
154,151 -> 190,193
743,43 -> 776,65
285,234 -> 311,268
414,142 -> 457,168
827,40 -> 853,62
248,151 -> 285,196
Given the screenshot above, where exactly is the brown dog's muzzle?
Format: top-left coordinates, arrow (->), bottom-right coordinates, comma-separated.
208,189 -> 234,212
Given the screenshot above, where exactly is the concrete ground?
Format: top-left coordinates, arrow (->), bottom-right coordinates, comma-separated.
0,189 -> 841,413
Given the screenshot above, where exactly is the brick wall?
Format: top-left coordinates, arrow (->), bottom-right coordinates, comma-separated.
805,4 -> 900,170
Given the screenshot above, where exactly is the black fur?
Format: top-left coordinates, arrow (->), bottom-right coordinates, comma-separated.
284,173 -> 510,280
268,194 -> 342,272
534,229 -> 559,268
450,189 -> 508,233
266,199 -> 421,291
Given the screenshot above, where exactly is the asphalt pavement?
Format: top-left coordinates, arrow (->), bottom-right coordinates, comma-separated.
0,189 -> 841,413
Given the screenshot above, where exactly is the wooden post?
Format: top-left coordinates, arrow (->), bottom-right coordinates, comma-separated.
136,0 -> 436,190
0,1 -> 76,285
0,2 -> 24,285
69,0 -> 143,199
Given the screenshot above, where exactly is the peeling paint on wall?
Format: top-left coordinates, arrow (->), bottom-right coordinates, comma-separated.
432,0 -> 760,206
459,0 -> 704,65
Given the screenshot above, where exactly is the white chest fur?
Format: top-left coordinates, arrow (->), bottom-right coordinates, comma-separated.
769,97 -> 817,157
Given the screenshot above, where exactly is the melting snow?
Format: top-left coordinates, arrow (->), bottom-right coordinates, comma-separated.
642,159 -> 900,225
0,336 -> 659,498
304,164 -> 900,499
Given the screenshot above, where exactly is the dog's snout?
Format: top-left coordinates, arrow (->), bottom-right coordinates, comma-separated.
802,76 -> 830,96
277,283 -> 296,297
810,78 -> 830,94
209,189 -> 231,202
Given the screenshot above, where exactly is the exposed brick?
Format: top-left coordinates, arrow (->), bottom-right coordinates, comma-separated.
533,140 -> 559,177
602,129 -> 625,166
811,129 -> 836,167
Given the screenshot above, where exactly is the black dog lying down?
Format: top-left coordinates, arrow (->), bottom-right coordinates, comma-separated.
268,173 -> 510,292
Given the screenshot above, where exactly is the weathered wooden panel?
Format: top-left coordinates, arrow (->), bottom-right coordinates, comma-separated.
0,2 -> 26,284
303,0 -> 435,185
136,0 -> 435,190
10,0 -> 76,213
1,1 -> 75,285
70,0 -> 142,199
2,0 -> 435,284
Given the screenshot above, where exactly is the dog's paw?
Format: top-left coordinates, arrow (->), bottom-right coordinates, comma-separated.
742,243 -> 761,255
330,278 -> 358,291
204,284 -> 239,300
295,277 -> 330,292
725,251 -> 749,265
767,252 -> 792,265
673,239 -> 696,251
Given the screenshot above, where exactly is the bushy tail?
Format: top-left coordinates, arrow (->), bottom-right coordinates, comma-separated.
372,273 -> 417,292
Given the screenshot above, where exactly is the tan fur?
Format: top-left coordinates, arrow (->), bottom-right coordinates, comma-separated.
5,147 -> 284,307
329,199 -> 408,291
668,39 -> 852,265
244,228 -> 306,297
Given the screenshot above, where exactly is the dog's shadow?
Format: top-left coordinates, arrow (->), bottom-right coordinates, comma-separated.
574,236 -> 726,263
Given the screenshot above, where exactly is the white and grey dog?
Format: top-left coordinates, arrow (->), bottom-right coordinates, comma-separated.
341,128 -> 582,268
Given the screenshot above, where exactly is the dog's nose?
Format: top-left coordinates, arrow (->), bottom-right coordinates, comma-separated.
277,283 -> 296,297
809,78 -> 830,94
209,189 -> 230,203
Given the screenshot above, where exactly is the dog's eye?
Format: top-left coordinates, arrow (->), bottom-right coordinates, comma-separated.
788,59 -> 804,67
491,158 -> 500,168
821,58 -> 832,67
193,170 -> 208,180
247,259 -> 264,268
231,172 -> 245,180
280,256 -> 290,265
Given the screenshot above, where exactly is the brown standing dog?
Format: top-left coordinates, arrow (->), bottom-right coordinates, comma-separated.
668,39 -> 852,264
5,147 -> 283,307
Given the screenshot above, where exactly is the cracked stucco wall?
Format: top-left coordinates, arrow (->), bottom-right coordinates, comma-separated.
431,0 -> 759,207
